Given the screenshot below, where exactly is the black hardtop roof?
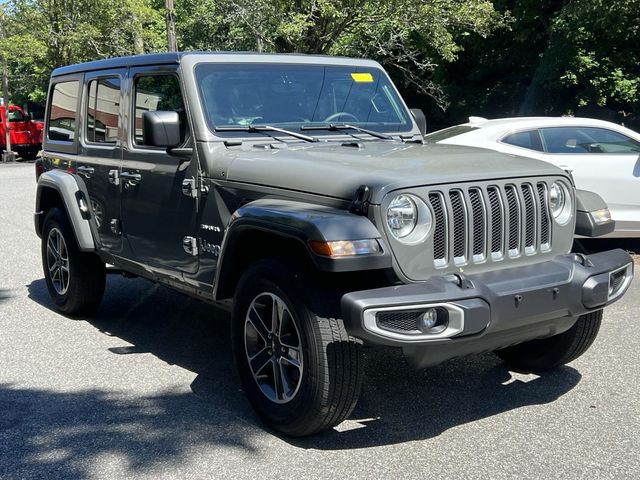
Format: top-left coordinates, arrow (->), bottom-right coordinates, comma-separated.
50,51 -> 365,77
52,52 -> 182,76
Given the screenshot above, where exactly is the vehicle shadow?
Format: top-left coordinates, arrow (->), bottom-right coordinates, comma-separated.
26,275 -> 581,454
0,288 -> 13,304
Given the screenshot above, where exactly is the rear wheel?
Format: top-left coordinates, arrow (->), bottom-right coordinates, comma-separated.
41,207 -> 106,315
495,311 -> 603,372
232,259 -> 364,436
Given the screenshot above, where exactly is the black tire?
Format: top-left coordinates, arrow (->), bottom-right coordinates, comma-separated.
231,258 -> 364,437
41,207 -> 106,315
495,310 -> 603,372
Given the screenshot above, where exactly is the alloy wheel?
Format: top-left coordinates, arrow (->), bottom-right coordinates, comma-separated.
46,227 -> 70,295
90,198 -> 103,228
244,292 -> 304,404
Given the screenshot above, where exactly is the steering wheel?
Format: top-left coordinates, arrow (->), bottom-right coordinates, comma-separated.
323,112 -> 359,123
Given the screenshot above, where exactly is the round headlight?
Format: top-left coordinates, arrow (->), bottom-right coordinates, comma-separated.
386,194 -> 433,244
387,195 -> 417,238
549,182 -> 572,225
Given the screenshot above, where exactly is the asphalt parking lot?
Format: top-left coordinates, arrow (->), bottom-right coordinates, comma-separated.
1,162 -> 639,479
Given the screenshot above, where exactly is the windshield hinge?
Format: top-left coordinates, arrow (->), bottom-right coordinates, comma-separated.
350,185 -> 372,216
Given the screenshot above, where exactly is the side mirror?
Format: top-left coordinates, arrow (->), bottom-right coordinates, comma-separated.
142,111 -> 181,147
410,108 -> 427,137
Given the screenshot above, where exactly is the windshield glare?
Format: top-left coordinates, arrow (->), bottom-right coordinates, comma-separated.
195,64 -> 412,136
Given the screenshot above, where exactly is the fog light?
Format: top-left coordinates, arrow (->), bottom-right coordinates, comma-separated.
418,308 -> 438,332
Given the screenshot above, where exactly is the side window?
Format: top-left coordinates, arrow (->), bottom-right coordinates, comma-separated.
502,130 -> 543,152
133,74 -> 186,146
574,127 -> 640,153
540,127 -> 640,154
86,77 -> 121,144
48,81 -> 79,142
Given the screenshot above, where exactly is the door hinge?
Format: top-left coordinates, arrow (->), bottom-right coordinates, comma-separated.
182,176 -> 209,198
110,219 -> 121,236
182,178 -> 198,198
182,236 -> 198,256
108,169 -> 120,186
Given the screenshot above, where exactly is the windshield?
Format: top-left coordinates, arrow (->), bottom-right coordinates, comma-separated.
195,63 -> 412,136
8,109 -> 28,122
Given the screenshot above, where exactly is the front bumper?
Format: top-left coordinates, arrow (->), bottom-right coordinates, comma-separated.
341,249 -> 633,368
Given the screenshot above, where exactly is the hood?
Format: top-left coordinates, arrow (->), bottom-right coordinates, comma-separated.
223,140 -> 567,204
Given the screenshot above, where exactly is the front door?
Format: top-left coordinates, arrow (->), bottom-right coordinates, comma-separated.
539,126 -> 640,234
120,66 -> 199,274
77,69 -> 125,252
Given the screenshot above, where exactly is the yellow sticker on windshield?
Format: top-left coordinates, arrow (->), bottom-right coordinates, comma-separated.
351,73 -> 374,83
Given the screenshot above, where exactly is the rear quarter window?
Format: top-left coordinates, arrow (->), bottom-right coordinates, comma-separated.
502,130 -> 544,152
48,80 -> 80,143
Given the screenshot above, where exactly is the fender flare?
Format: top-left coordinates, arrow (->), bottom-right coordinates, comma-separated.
213,199 -> 392,300
575,189 -> 615,237
35,170 -> 96,251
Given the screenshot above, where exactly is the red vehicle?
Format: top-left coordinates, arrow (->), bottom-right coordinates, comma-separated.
1,105 -> 42,160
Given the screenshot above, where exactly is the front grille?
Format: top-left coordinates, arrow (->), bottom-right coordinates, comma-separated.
429,193 -> 447,263
487,186 -> 503,255
450,190 -> 466,259
469,188 -> 486,258
427,181 -> 553,268
537,184 -> 551,246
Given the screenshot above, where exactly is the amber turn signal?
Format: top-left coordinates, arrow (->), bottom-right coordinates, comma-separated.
308,239 -> 381,257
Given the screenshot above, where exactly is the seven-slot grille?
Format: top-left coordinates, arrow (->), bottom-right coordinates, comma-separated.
427,182 -> 552,268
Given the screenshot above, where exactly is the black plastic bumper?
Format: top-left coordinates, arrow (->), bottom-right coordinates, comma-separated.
341,249 -> 633,368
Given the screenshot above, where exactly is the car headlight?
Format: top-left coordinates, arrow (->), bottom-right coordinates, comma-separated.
386,194 -> 432,244
549,181 -> 573,225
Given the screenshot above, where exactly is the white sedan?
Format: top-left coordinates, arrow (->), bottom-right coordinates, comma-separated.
427,116 -> 640,237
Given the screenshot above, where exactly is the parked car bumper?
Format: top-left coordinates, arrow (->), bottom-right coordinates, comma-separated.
4,143 -> 41,149
341,249 -> 633,368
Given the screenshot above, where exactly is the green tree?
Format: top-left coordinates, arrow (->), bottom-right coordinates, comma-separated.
434,0 -> 640,127
539,0 -> 640,115
0,0 -> 165,104
176,0 -> 510,109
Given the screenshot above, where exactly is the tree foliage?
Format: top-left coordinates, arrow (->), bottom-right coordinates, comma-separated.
0,0 -> 164,103
432,0 -> 640,127
1,0 -> 639,128
176,0 -> 509,108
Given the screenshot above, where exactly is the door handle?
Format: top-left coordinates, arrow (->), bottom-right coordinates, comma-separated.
121,171 -> 142,187
77,166 -> 95,178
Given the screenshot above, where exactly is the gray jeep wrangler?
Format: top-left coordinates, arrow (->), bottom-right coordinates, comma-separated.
34,52 -> 633,436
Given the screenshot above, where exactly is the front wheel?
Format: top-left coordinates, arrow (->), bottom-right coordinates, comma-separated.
41,207 -> 106,315
495,310 -> 603,372
231,259 -> 364,436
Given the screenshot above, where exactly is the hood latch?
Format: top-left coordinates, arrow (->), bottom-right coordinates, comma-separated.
350,185 -> 371,216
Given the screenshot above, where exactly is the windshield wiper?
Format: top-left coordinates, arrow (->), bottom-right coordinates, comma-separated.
215,125 -> 318,143
301,123 -> 393,140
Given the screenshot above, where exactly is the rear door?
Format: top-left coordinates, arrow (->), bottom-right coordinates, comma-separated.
119,65 -> 199,273
77,69 -> 126,253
